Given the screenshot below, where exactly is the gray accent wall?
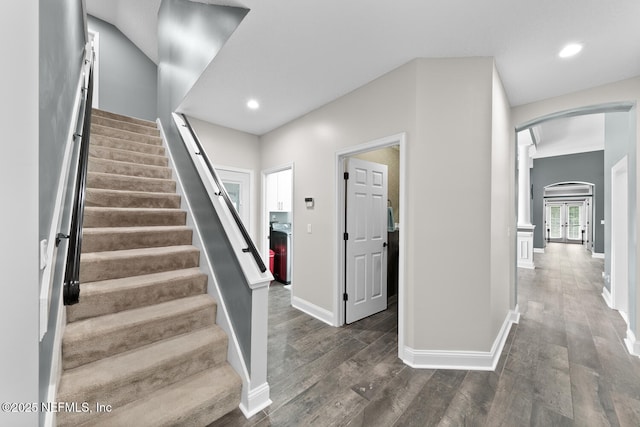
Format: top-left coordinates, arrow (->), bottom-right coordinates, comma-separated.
88,15 -> 157,121
604,110 -> 637,327
531,151 -> 605,253
157,0 -> 251,365
38,0 -> 86,423
40,0 -> 85,245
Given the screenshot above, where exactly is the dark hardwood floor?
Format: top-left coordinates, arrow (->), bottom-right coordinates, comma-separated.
211,244 -> 640,426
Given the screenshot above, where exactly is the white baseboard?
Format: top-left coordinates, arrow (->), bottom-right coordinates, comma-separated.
533,248 -> 545,254
517,263 -> 535,270
292,296 -> 335,326
625,329 -> 640,358
403,306 -> 520,371
592,252 -> 605,259
239,382 -> 272,418
601,287 -> 613,309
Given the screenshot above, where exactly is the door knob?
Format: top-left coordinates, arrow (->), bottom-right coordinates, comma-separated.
383,242 -> 388,248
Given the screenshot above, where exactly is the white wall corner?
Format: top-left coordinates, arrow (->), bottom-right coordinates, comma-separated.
239,381 -> 272,418
624,329 -> 640,358
292,296 -> 335,326
403,308 -> 519,371
601,287 -> 614,309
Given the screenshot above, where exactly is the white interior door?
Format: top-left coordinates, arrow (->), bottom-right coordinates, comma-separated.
218,168 -> 251,233
345,158 -> 388,323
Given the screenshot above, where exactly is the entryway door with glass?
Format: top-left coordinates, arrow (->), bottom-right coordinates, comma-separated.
545,202 -> 585,243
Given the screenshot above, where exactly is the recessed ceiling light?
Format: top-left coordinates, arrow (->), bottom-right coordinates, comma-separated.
559,43 -> 583,58
247,99 -> 260,110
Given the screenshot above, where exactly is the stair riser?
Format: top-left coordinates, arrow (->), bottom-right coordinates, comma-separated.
91,134 -> 165,156
92,115 -> 160,137
66,273 -> 207,322
87,173 -> 176,193
80,249 -> 199,282
89,146 -> 168,167
86,190 -> 181,209
63,305 -> 216,369
82,228 -> 192,253
84,209 -> 186,228
91,123 -> 162,146
88,157 -> 172,179
92,109 -> 157,128
57,341 -> 226,427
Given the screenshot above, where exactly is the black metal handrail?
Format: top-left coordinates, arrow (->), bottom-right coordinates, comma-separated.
61,52 -> 94,305
179,113 -> 267,273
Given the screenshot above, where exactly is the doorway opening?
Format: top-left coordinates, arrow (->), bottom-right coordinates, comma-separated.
335,133 -> 406,355
262,165 -> 294,288
543,182 -> 594,249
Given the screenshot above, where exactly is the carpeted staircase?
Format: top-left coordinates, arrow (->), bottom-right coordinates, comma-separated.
56,109 -> 241,426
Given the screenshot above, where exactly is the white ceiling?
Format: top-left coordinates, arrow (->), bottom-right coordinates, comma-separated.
86,0 -> 640,136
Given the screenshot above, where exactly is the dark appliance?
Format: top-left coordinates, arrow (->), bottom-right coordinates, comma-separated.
269,223 -> 292,284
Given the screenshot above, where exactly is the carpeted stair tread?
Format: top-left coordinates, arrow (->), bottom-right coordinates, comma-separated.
92,108 -> 157,128
66,268 -> 207,322
87,171 -> 176,193
92,115 -> 161,137
88,157 -> 172,179
85,188 -> 181,209
80,245 -> 200,282
91,134 -> 165,155
82,225 -> 192,252
56,327 -> 227,427
84,206 -> 186,228
62,294 -> 216,369
85,364 -> 242,427
89,145 -> 168,167
91,123 -> 162,146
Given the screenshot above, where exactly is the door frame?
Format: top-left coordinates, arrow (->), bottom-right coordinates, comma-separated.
611,156 -> 629,323
215,165 -> 254,237
335,133 -> 406,356
262,163 -> 295,282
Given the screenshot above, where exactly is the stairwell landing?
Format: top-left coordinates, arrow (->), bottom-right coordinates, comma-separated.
56,109 -> 241,426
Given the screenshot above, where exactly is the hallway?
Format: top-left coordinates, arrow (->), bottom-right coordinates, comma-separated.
212,244 -> 640,426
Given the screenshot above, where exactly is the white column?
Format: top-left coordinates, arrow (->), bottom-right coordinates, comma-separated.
518,143 -> 533,226
517,142 -> 535,269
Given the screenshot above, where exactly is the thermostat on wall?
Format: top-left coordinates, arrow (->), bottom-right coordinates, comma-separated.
305,197 -> 314,208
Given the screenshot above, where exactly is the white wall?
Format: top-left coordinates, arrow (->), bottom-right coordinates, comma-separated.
512,76 -> 640,338
261,60 -> 417,313
0,1 -> 40,425
188,117 -> 261,240
409,58 -> 497,351
260,57 -> 514,356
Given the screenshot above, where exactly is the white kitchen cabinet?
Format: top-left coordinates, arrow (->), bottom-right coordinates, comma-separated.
267,169 -> 292,212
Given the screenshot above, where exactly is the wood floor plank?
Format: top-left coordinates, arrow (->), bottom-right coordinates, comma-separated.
210,245 -> 640,427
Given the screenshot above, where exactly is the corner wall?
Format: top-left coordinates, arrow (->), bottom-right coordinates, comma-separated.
1,1 -> 40,425
88,15 -> 158,121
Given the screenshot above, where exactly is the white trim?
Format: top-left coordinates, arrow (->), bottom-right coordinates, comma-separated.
43,293 -> 67,427
403,306 -> 520,371
334,133 -> 407,360
533,248 -> 545,254
88,29 -> 99,108
592,252 -> 605,259
292,296 -> 335,326
601,286 -> 613,308
239,381 -> 272,418
625,329 -> 640,358
39,60 -> 87,340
